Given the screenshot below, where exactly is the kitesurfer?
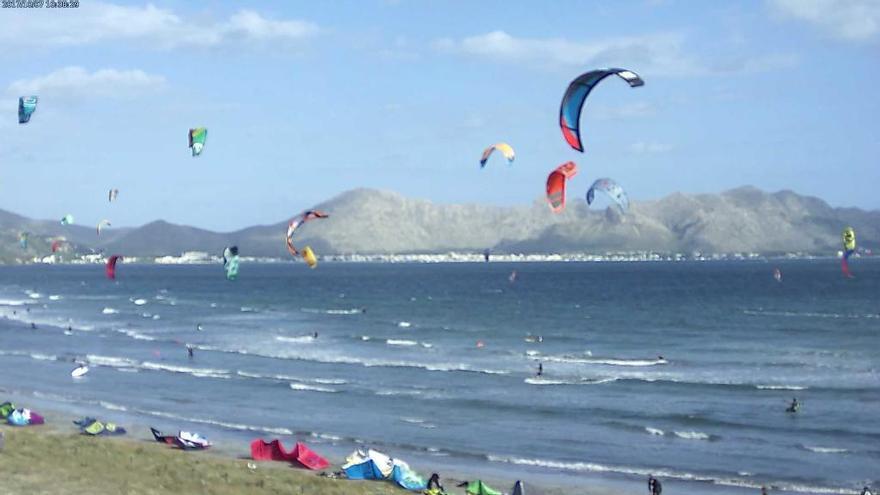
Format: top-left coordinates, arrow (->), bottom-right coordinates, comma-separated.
537,363 -> 543,377
787,398 -> 799,413
861,486 -> 873,495
361,308 -> 367,314
186,344 -> 194,359
427,473 -> 444,492
761,487 -> 768,495
648,475 -> 662,495
313,331 -> 318,339
30,323 -> 36,330
196,323 -> 203,332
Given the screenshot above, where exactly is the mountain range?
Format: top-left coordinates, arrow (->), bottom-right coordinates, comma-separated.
0,186 -> 876,262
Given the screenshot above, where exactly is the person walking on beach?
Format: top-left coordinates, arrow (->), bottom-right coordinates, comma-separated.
648,475 -> 662,495
426,473 -> 444,492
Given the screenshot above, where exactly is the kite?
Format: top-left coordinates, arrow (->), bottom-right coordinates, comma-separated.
222,246 -> 240,281
586,178 -> 629,213
61,214 -> 74,226
18,96 -> 38,124
108,189 -> 119,202
106,255 -> 122,280
188,128 -> 207,156
479,143 -> 515,168
97,220 -> 111,236
842,227 -> 856,278
559,68 -> 644,152
286,210 -> 328,268
546,161 -> 578,213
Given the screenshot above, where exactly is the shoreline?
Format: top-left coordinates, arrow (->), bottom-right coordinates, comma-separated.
0,391 -> 614,495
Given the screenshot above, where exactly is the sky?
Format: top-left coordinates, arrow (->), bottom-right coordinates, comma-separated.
0,0 -> 877,231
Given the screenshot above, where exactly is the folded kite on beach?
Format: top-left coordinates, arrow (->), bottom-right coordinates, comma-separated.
150,427 -> 212,450
463,480 -> 502,495
342,448 -> 426,490
250,439 -> 330,470
6,408 -> 44,426
74,417 -> 126,436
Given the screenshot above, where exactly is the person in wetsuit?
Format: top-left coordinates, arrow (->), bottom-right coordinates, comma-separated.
427,473 -> 444,492
648,475 -> 662,495
186,344 -> 194,359
787,397 -> 799,413
537,363 -> 543,377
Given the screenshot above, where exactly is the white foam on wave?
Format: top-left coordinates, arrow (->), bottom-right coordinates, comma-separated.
141,362 -> 230,379
524,377 -> 618,386
743,309 -> 880,320
802,446 -> 848,454
27,292 -> 42,299
387,339 -> 418,346
375,389 -> 422,397
673,431 -> 710,441
30,353 -> 56,361
484,456 -> 850,494
0,298 -> 34,306
534,355 -> 667,367
101,307 -> 119,315
136,408 -> 293,436
99,401 -> 128,412
289,382 -> 337,393
756,384 -> 808,391
399,417 -> 436,428
236,370 -> 347,385
117,329 -> 155,341
646,427 -> 665,436
86,355 -> 138,368
132,298 -> 148,306
240,306 -> 257,313
275,335 -> 315,343
48,295 -> 62,301
302,307 -> 362,315
397,321 -> 412,328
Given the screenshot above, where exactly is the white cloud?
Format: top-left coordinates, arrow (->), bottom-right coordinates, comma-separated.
770,0 -> 880,42
631,141 -> 673,154
434,30 -> 700,76
7,67 -> 166,99
434,30 -> 796,76
0,2 -> 319,48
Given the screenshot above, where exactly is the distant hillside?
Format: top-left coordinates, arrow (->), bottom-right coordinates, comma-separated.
0,186 -> 877,261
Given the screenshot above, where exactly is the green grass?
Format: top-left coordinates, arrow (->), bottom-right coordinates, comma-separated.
0,426 -> 406,495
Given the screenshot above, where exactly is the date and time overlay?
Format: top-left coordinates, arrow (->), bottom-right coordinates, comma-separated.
3,0 -> 79,8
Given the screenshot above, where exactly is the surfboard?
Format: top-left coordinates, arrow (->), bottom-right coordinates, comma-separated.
71,366 -> 89,378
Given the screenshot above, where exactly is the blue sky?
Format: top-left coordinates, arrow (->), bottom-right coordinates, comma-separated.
0,0 -> 877,231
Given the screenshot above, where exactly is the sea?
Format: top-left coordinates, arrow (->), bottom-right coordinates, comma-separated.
0,260 -> 877,494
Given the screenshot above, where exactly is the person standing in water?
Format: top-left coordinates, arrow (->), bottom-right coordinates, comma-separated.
648,475 -> 662,495
536,363 -> 543,377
